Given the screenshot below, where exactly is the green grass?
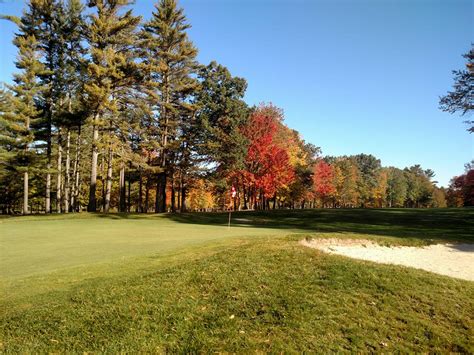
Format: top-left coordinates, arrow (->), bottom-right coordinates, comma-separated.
1,209 -> 473,352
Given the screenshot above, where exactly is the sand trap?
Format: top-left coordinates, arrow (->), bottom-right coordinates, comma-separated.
301,239 -> 474,281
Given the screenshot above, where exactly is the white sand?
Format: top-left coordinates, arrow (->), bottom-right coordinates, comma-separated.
301,238 -> 474,281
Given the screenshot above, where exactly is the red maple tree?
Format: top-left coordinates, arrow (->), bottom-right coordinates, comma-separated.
313,160 -> 335,203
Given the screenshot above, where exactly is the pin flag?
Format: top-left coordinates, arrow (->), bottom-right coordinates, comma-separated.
231,186 -> 236,198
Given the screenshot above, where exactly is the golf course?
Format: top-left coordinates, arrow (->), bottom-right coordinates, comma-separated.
1,209 -> 473,352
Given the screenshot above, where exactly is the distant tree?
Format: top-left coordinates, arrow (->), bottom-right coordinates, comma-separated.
431,187 -> 447,208
386,167 -> 407,207
403,165 -> 435,208
239,105 -> 294,210
373,168 -> 388,207
439,45 -> 473,133
446,175 -> 466,207
448,169 -> 474,207
313,160 -> 335,207
352,154 -> 381,206
464,160 -> 474,172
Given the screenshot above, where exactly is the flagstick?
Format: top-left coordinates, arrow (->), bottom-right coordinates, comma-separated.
228,210 -> 231,229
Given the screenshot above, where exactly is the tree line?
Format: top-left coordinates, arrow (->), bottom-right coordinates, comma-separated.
0,0 -> 470,214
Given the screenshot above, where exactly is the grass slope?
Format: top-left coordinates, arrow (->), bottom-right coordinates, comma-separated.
0,209 -> 473,352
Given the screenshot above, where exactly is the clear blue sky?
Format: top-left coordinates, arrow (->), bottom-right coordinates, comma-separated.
0,0 -> 473,186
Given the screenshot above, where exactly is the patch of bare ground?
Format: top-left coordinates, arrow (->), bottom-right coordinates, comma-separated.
301,238 -> 474,281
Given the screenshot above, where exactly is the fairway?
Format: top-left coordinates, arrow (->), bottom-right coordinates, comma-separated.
1,209 -> 473,352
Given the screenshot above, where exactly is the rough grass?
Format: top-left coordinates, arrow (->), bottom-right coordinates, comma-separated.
0,209 -> 473,352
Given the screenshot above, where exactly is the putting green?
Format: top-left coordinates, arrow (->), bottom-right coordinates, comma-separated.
0,213 -> 290,279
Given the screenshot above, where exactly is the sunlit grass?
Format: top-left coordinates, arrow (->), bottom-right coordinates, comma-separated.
0,209 -> 472,352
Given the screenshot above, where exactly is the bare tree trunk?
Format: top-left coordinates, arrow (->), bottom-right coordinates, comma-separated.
171,174 -> 176,213
243,183 -> 248,210
64,129 -> 71,213
101,152 -> 106,212
119,163 -> 125,212
155,173 -> 166,213
23,114 -> 30,215
23,172 -> 28,215
181,185 -> 187,212
127,168 -> 131,213
88,116 -> 99,212
138,169 -> 143,213
177,175 -> 181,211
104,148 -> 113,213
45,107 -> 52,214
56,128 -> 63,213
145,177 -> 149,213
156,74 -> 169,213
71,124 -> 81,212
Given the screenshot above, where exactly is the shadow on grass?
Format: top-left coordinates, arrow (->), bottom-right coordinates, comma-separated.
92,208 -> 474,244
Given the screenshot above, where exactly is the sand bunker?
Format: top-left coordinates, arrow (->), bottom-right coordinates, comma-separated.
301,238 -> 474,281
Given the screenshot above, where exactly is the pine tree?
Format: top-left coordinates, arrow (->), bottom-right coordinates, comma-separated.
0,88 -> 20,213
6,32 -> 46,214
84,0 -> 141,212
140,0 -> 199,213
53,0 -> 87,213
440,45 -> 474,133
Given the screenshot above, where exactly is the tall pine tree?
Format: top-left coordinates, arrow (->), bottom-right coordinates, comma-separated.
140,0 -> 199,213
7,32 -> 46,214
84,0 -> 141,212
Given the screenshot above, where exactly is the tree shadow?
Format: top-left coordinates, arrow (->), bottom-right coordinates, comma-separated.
158,208 -> 474,244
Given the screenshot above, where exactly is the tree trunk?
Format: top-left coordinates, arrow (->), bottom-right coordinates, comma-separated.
127,171 -> 131,213
23,172 -> 28,215
87,117 -> 99,212
71,124 -> 81,212
64,129 -> 71,213
177,177 -> 181,211
138,170 -> 143,213
243,184 -> 248,210
45,107 -> 52,214
23,114 -> 30,215
181,185 -> 187,212
56,129 -> 63,213
119,164 -> 126,212
145,178 -> 149,213
156,74 -> 169,213
104,148 -> 113,213
101,152 -> 106,212
171,175 -> 176,213
155,172 -> 166,213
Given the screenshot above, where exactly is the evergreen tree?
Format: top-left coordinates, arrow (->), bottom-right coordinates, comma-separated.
61,0 -> 87,213
84,0 -> 141,212
195,62 -> 249,180
440,44 -> 474,133
0,88 -> 21,213
5,32 -> 46,214
140,0 -> 199,213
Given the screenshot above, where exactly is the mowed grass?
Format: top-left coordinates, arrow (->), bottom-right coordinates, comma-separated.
0,209 -> 473,352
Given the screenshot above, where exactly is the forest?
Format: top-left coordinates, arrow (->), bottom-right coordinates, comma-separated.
0,0 -> 472,214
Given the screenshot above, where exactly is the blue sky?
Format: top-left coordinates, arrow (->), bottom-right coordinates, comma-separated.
0,0 -> 472,186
